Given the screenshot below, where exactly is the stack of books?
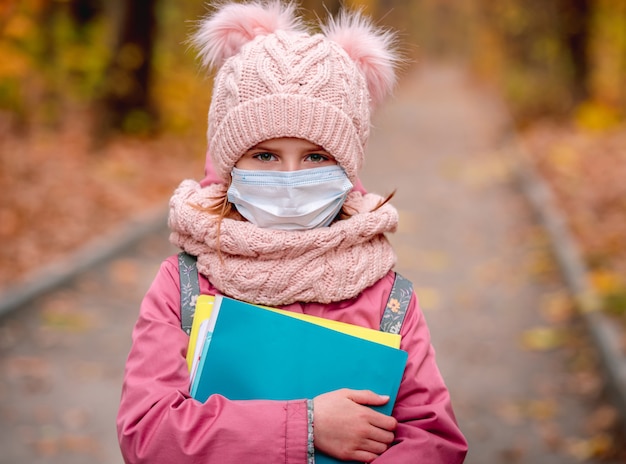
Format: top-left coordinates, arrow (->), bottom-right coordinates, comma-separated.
186,295 -> 408,463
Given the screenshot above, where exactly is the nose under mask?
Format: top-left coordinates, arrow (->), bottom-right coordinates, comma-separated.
227,165 -> 353,230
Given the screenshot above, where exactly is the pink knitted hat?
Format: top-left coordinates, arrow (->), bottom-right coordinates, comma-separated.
192,1 -> 398,183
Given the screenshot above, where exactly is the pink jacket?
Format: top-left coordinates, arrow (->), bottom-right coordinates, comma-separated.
117,255 -> 468,463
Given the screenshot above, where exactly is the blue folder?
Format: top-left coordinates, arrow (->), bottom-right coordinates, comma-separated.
191,296 -> 408,464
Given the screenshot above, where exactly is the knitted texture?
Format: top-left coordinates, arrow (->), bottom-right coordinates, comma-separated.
208,31 -> 367,183
169,180 -> 398,306
192,2 -> 399,183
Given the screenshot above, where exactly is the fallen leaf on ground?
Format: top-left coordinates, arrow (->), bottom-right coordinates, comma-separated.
415,287 -> 440,311
565,434 -> 614,460
521,326 -> 567,351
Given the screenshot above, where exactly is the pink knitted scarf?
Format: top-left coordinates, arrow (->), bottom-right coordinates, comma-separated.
168,180 -> 398,306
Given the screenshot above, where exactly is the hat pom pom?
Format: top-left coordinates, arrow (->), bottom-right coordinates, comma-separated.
322,10 -> 399,107
192,1 -> 304,69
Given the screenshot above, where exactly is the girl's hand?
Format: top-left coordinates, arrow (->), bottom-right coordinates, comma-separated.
313,389 -> 398,463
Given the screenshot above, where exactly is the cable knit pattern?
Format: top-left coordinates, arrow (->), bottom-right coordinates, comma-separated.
173,3 -> 402,305
168,180 -> 398,306
208,30 -> 369,183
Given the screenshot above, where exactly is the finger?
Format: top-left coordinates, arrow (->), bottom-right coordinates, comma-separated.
369,412 -> 398,432
346,389 -> 390,406
358,437 -> 390,455
366,425 -> 396,445
351,449 -> 380,463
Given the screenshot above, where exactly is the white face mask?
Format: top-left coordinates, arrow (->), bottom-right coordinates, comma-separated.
227,165 -> 353,230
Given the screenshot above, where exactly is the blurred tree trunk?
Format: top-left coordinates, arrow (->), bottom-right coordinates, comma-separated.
23,0 -> 111,135
557,0 -> 592,103
68,0 -> 102,38
96,0 -> 158,139
35,0 -> 64,130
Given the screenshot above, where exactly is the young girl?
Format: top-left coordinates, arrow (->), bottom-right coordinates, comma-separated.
117,2 -> 467,463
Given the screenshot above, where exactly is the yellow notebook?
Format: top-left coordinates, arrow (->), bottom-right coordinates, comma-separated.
186,295 -> 216,371
263,306 -> 401,348
186,295 -> 401,373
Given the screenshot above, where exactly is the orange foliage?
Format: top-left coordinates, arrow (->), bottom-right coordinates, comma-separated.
0,115 -> 203,291
522,122 -> 626,316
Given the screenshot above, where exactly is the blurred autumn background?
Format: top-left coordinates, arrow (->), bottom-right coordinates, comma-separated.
1,0 -> 625,315
1,0 -> 626,462
0,0 -> 624,338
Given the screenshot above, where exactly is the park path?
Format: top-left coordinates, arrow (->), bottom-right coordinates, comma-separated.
0,62 -> 618,463
363,63 -> 616,463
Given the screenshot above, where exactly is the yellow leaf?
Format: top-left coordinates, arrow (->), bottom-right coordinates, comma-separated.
415,287 -> 440,311
574,100 -> 621,131
589,269 -> 623,295
526,251 -> 557,278
521,326 -> 566,351
526,399 -> 558,421
566,434 -> 614,460
40,296 -> 93,332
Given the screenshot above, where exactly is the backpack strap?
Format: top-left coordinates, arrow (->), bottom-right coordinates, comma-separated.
178,252 -> 200,335
177,253 -> 413,337
379,272 -> 414,335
